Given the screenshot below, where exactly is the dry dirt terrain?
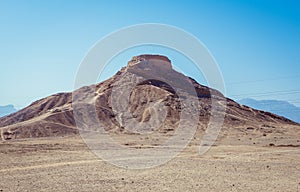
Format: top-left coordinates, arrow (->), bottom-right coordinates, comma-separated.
0,135 -> 299,192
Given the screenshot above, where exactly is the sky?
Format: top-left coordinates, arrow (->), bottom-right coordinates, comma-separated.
0,0 -> 300,109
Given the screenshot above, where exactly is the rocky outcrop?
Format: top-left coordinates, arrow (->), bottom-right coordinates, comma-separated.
0,54 -> 298,142
127,54 -> 172,69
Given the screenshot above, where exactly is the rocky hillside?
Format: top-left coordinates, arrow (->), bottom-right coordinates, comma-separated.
0,55 -> 299,147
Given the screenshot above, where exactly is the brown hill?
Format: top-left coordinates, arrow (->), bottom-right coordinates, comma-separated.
0,54 -> 299,147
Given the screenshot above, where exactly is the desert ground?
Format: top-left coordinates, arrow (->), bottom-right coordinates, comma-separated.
1,54 -> 300,191
0,135 -> 299,192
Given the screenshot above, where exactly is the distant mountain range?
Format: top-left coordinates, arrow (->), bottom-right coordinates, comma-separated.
0,105 -> 16,117
238,98 -> 300,123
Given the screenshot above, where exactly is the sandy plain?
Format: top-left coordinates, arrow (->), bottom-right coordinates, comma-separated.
0,135 -> 299,192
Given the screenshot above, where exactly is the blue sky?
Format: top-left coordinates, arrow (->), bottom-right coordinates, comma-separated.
1,0 -> 300,108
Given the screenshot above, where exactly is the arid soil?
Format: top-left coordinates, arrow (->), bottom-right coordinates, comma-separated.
0,136 -> 299,192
